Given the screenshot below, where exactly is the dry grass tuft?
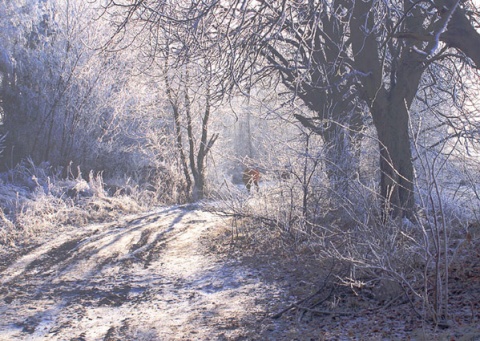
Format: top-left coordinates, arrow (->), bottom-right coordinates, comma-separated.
0,161 -> 167,250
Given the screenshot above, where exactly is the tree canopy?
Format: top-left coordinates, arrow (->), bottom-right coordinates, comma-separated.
101,0 -> 480,216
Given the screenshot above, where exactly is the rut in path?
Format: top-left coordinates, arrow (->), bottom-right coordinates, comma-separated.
0,205 -> 281,340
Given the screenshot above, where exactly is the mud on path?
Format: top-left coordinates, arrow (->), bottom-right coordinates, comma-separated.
0,205 -> 285,340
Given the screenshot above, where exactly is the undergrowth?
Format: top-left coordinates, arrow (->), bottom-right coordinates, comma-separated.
215,171 -> 480,331
0,160 -> 175,250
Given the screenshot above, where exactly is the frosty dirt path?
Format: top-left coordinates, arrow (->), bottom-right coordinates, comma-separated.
0,205 -> 282,340
3,205 -> 480,340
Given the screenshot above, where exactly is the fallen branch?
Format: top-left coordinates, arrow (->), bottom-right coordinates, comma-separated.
294,304 -> 354,316
271,283 -> 334,319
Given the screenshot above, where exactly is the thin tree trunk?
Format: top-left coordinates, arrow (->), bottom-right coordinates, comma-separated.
164,45 -> 192,198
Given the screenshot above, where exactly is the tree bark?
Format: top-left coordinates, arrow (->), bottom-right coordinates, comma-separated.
371,97 -> 414,217
441,0 -> 480,68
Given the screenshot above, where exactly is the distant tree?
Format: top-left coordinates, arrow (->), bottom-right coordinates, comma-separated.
0,0 -> 110,170
163,50 -> 219,201
102,2 -> 223,201
0,0 -> 168,181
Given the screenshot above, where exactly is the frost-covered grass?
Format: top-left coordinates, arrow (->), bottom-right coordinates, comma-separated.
0,161 -> 168,250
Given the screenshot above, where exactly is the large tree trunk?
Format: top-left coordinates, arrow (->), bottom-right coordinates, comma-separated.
372,98 -> 414,218
322,111 -> 363,200
350,0 -> 426,218
294,110 -> 362,200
